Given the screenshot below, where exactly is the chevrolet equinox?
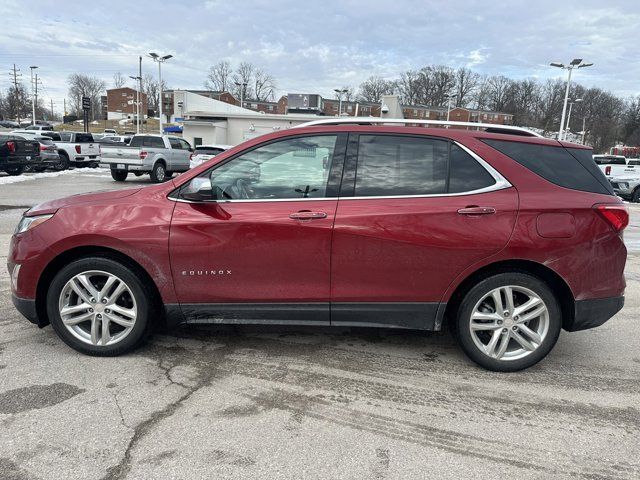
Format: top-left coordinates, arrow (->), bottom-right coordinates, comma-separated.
8,121 -> 627,371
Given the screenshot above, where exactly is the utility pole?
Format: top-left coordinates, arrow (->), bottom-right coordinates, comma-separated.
50,99 -> 54,120
30,66 -> 38,125
34,73 -> 39,123
10,64 -> 22,123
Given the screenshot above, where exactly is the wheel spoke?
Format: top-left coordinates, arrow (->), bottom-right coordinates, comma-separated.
70,279 -> 93,305
503,286 -> 515,314
491,290 -> 505,316
90,317 -> 100,345
101,317 -> 111,345
514,297 -> 543,318
108,304 -> 136,320
106,282 -> 127,305
517,324 -> 542,345
495,331 -> 510,359
517,305 -> 547,324
60,303 -> 91,316
105,312 -> 134,328
510,329 -> 535,351
62,311 -> 93,326
485,329 -> 503,357
76,274 -> 100,300
471,311 -> 502,323
99,276 -> 118,301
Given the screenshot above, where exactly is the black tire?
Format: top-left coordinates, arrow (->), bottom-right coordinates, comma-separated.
632,188 -> 640,203
88,162 -> 99,169
5,165 -> 24,176
150,162 -> 167,183
454,272 -> 562,372
46,256 -> 154,356
56,152 -> 70,171
111,169 -> 128,182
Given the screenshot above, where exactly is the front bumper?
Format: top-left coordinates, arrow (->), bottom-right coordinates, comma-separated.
565,296 -> 624,332
11,294 -> 40,326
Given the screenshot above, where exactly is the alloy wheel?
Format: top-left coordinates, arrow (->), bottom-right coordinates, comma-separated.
469,285 -> 549,361
58,270 -> 138,347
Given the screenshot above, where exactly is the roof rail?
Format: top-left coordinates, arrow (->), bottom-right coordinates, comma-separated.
293,117 -> 543,138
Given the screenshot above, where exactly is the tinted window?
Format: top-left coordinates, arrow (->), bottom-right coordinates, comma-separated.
169,138 -> 181,149
129,136 -> 144,147
448,144 -> 496,193
593,156 -> 625,165
59,132 -> 72,142
75,133 -> 93,143
183,135 -> 337,200
566,148 -> 615,194
179,139 -> 191,150
355,135 -> 447,196
195,147 -> 224,156
41,132 -> 61,141
144,136 -> 165,148
483,140 -> 612,195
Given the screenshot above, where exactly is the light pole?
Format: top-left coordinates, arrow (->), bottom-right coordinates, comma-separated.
445,94 -> 457,125
550,59 -> 593,141
235,82 -> 247,109
334,88 -> 348,116
129,75 -> 141,134
149,52 -> 173,134
30,66 -> 38,125
565,98 -> 582,141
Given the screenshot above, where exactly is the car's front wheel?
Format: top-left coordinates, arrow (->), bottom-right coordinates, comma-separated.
5,165 -> 24,176
46,257 -> 153,356
111,169 -> 128,182
454,272 -> 561,372
150,162 -> 167,183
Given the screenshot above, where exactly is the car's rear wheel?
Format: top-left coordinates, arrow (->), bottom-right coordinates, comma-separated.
46,257 -> 153,356
111,169 -> 128,182
5,166 -> 24,176
56,152 -> 69,171
454,272 -> 561,372
150,162 -> 167,183
632,188 -> 640,203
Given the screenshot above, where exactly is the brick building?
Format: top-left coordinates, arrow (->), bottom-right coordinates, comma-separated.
106,87 -> 148,121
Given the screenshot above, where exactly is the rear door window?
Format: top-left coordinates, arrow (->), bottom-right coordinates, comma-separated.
75,133 -> 94,143
144,136 -> 165,148
355,135 -> 448,196
169,138 -> 181,149
448,144 -> 496,193
483,140 -> 613,195
59,132 -> 72,142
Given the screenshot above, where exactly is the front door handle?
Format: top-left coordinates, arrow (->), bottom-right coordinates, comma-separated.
289,211 -> 327,220
457,206 -> 496,215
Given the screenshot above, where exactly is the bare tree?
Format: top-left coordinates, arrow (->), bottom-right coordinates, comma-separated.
357,76 -> 395,103
485,75 -> 513,112
112,72 -> 126,89
431,65 -> 456,107
67,74 -> 106,120
397,70 -> 421,105
454,68 -> 480,107
340,86 -> 355,102
232,62 -> 255,102
204,61 -> 232,92
254,68 -> 277,101
142,74 -> 167,113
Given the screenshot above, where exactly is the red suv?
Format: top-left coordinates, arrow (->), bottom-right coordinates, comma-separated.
8,122 -> 628,371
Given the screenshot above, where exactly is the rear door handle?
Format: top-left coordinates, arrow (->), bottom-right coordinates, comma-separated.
457,206 -> 496,215
289,211 -> 327,220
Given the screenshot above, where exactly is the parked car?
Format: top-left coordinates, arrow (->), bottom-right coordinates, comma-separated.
23,124 -> 54,132
8,121 -> 627,371
0,120 -> 20,129
0,134 -> 40,175
103,129 -> 117,135
593,154 -> 636,178
101,134 -> 192,182
10,133 -> 62,171
189,144 -> 232,168
56,131 -> 101,168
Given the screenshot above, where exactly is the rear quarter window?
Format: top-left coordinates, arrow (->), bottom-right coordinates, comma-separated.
483,139 -> 613,195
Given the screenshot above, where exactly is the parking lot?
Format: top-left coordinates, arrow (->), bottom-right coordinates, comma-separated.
1,169 -> 639,479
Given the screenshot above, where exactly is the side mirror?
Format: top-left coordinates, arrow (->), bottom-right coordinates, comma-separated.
181,177 -> 213,202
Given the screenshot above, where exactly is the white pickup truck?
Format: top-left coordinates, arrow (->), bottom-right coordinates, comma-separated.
101,134 -> 193,182
593,154 -> 637,178
57,131 -> 101,168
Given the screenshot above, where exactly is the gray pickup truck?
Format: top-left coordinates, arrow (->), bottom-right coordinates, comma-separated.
101,134 -> 193,182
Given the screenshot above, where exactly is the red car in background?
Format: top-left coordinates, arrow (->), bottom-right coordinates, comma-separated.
7,120 -> 627,371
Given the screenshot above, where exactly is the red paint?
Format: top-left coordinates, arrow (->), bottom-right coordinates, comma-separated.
8,125 -> 627,317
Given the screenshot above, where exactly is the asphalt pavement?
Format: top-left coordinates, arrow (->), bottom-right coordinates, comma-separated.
0,168 -> 639,479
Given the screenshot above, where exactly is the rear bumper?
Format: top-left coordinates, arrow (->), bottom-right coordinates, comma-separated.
11,294 -> 40,326
565,296 -> 624,332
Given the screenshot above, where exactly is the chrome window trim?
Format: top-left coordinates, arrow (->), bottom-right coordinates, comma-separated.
169,140 -> 511,204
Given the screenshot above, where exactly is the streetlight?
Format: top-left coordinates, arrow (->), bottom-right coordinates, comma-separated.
334,88 -> 348,116
565,98 -> 583,140
30,66 -> 38,125
234,82 -> 248,109
445,94 -> 457,124
148,52 -> 173,134
550,59 -> 593,140
129,75 -> 142,134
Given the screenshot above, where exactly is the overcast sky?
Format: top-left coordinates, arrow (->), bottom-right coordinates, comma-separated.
0,0 -> 638,114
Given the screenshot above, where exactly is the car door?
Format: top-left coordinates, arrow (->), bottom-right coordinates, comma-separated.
330,133 -> 518,329
169,133 -> 347,324
178,138 -> 193,171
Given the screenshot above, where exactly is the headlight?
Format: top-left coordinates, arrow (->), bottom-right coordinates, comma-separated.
15,214 -> 54,234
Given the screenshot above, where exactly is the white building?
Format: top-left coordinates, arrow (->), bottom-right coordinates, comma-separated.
175,91 -> 325,147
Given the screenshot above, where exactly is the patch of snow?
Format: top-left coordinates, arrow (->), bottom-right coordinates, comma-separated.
0,167 -> 110,185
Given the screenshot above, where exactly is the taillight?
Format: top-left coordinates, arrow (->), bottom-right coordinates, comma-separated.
594,204 -> 629,232
75,145 -> 81,154
605,166 -> 611,175
40,144 -> 46,151
6,141 -> 16,153
139,150 -> 148,159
